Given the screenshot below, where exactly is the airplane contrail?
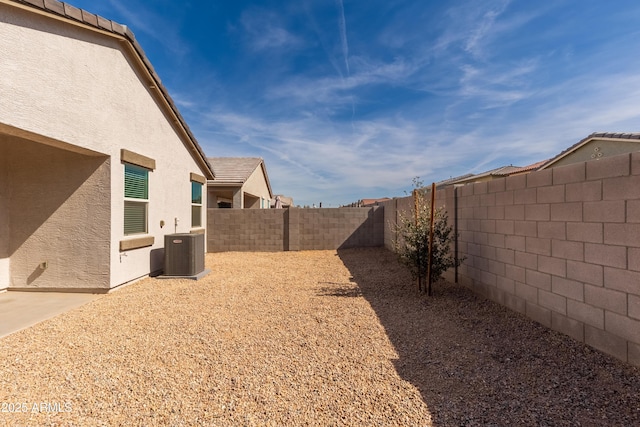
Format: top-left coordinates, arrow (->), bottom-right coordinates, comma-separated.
335,0 -> 349,75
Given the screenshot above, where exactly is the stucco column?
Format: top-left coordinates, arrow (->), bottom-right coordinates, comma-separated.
233,189 -> 243,209
0,139 -> 8,290
207,190 -> 218,208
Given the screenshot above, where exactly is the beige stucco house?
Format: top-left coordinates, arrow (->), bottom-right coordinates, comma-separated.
433,161 -> 546,188
271,195 -> 294,208
539,132 -> 640,169
0,0 -> 214,292
207,158 -> 273,209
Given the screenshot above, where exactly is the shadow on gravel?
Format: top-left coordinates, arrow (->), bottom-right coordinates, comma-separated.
316,282 -> 363,298
336,247 -> 640,426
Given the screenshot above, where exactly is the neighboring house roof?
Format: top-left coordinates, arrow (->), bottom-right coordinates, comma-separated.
435,165 -> 519,187
361,198 -> 391,206
7,0 -> 214,179
539,132 -> 640,170
435,173 -> 475,188
507,160 -> 549,176
434,158 -> 550,188
208,157 -> 273,197
471,165 -> 523,179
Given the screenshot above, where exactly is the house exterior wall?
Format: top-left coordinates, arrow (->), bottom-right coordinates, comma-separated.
242,166 -> 271,209
243,193 -> 261,209
382,152 -> 640,367
1,135 -> 111,291
552,139 -> 640,168
206,186 -> 238,208
207,191 -> 218,208
0,4 -> 208,290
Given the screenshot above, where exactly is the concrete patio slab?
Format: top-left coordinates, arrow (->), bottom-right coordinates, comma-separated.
0,291 -> 101,338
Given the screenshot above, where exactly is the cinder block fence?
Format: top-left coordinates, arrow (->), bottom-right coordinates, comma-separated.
381,151 -> 640,367
207,206 -> 384,252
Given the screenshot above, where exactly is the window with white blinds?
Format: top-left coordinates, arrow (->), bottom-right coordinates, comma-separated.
124,164 -> 149,235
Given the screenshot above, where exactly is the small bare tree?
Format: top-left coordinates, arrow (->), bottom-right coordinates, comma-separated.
394,180 -> 463,293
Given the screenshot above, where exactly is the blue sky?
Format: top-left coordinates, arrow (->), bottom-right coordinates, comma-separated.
69,0 -> 640,207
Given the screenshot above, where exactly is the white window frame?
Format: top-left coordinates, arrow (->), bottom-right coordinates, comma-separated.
124,164 -> 150,236
190,173 -> 206,229
120,150 -> 156,242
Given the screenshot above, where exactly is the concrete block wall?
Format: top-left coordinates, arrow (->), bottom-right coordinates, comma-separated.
382,152 -> 640,367
382,189 -> 453,252
292,207 -> 384,250
208,209 -> 286,252
207,207 -> 383,252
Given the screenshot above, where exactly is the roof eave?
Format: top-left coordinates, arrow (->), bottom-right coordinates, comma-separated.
258,159 -> 274,199
207,180 -> 244,186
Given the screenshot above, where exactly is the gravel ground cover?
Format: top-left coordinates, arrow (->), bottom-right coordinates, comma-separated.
0,247 -> 638,426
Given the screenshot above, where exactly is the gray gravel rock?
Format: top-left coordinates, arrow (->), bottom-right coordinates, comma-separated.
0,248 -> 638,426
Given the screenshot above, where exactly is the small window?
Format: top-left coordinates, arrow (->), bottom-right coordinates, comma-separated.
124,164 -> 149,235
191,181 -> 203,228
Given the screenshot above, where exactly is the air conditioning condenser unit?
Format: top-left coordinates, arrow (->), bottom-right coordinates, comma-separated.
163,233 -> 205,277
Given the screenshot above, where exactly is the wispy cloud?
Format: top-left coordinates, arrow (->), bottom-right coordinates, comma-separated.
263,56 -> 414,109
192,67 -> 640,205
431,0 -> 514,60
335,0 -> 350,75
240,9 -> 304,51
106,0 -> 190,56
462,0 -> 510,58
186,0 -> 640,205
303,0 -> 354,79
456,58 -> 539,107
194,103 -> 496,202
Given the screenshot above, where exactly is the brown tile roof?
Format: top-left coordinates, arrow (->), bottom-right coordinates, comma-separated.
491,160 -> 548,176
435,165 -> 519,187
208,157 -> 262,182
586,132 -> 640,140
435,173 -> 475,188
476,165 -> 523,178
540,132 -> 640,170
361,198 -> 391,206
207,157 -> 273,198
434,160 -> 547,188
7,0 -> 214,179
